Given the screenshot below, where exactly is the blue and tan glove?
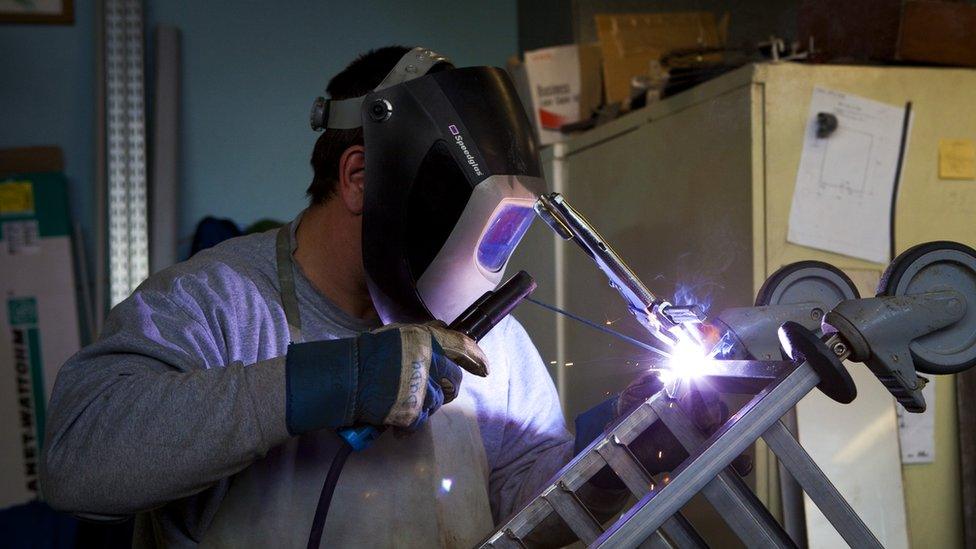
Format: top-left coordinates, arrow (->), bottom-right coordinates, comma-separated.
285,323 -> 488,435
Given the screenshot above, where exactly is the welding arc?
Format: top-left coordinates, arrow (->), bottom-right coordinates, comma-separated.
524,297 -> 672,358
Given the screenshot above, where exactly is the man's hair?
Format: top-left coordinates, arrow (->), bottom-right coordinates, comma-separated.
305,46 -> 410,204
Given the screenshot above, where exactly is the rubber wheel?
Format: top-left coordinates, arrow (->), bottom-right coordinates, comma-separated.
878,241 -> 976,375
756,260 -> 860,307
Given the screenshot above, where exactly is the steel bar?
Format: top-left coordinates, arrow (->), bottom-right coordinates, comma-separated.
658,514 -> 708,549
650,398 -> 795,548
762,421 -> 883,549
778,408 -> 807,547
543,482 -> 603,545
495,530 -> 525,549
480,398 -> 661,546
639,532 -> 673,549
596,436 -> 653,496
595,435 -> 706,549
595,362 -> 821,547
696,360 -> 789,395
482,362 -> 791,548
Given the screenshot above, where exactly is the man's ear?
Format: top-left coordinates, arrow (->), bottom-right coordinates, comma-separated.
337,144 -> 366,215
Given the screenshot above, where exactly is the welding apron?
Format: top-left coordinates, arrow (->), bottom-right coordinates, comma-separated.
200,227 -> 494,548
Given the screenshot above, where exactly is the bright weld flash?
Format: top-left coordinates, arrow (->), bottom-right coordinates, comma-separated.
659,328 -> 714,383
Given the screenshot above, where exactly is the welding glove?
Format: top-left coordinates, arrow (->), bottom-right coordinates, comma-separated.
285,323 -> 488,435
575,372 -> 741,490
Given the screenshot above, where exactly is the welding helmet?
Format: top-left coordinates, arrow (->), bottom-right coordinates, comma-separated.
310,47 -> 546,324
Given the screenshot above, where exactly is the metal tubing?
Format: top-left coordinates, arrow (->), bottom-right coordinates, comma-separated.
651,398 -> 795,548
543,482 -> 603,545
595,362 -> 821,547
596,433 -> 707,548
762,421 -> 883,549
778,408 -> 808,547
659,514 -> 708,548
639,532 -> 673,549
696,360 -> 789,395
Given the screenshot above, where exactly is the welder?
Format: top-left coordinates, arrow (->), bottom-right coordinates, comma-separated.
39,46 -> 720,547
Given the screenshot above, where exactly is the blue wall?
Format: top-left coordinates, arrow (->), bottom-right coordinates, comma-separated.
1,0 -> 517,261
0,0 -> 96,255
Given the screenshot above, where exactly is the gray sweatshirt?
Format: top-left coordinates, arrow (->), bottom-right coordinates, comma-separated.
40,221 -> 577,547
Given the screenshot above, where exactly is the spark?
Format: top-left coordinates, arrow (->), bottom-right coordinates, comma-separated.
565,362 -> 574,367
549,360 -> 557,365
440,478 -> 453,493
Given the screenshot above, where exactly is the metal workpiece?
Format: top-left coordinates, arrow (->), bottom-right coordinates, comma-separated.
656,515 -> 708,548
594,363 -> 824,548
762,422 -> 883,549
649,398 -> 795,548
544,483 -> 603,545
687,360 -> 789,395
534,193 -> 705,347
478,356 -> 885,549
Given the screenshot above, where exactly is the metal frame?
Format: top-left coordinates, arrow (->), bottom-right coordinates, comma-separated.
478,359 -> 883,549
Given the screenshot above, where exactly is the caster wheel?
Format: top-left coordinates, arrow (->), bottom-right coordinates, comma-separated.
756,261 -> 860,309
878,241 -> 976,375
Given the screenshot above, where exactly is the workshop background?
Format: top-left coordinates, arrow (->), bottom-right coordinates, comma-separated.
1,1 -> 975,548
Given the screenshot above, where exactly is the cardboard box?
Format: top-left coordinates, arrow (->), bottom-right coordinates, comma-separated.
509,43 -> 603,146
798,0 -> 902,62
0,172 -> 80,506
799,0 -> 976,67
595,12 -> 723,105
898,1 -> 976,67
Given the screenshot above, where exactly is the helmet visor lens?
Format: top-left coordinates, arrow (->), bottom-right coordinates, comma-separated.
477,203 -> 535,272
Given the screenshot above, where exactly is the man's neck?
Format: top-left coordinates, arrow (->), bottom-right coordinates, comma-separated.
293,202 -> 377,321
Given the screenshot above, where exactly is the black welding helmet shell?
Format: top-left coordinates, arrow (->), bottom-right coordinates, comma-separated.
360,66 -> 546,324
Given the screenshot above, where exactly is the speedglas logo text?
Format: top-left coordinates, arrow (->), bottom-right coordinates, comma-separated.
448,124 -> 483,177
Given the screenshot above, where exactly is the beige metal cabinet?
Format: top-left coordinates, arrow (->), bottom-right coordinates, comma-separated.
509,62 -> 975,548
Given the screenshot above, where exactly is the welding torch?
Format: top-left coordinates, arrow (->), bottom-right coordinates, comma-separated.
533,192 -> 706,349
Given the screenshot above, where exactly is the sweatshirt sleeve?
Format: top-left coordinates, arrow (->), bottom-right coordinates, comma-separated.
40,284 -> 292,516
488,319 -> 575,521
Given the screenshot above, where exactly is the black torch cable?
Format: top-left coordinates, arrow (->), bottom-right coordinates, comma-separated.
307,441 -> 353,549
524,296 -> 672,359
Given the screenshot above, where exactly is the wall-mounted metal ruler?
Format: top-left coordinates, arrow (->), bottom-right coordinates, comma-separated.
104,0 -> 148,306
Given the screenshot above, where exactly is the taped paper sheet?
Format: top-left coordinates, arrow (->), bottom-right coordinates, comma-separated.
897,377 -> 936,463
788,87 -> 909,263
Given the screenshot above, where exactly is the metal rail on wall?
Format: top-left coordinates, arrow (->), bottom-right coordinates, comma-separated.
103,0 -> 149,308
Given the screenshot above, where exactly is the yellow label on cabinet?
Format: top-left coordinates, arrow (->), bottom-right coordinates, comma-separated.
938,139 -> 976,180
0,181 -> 35,215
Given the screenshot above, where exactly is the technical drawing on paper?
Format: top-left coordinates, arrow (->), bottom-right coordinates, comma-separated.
819,127 -> 873,194
787,87 -> 909,263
